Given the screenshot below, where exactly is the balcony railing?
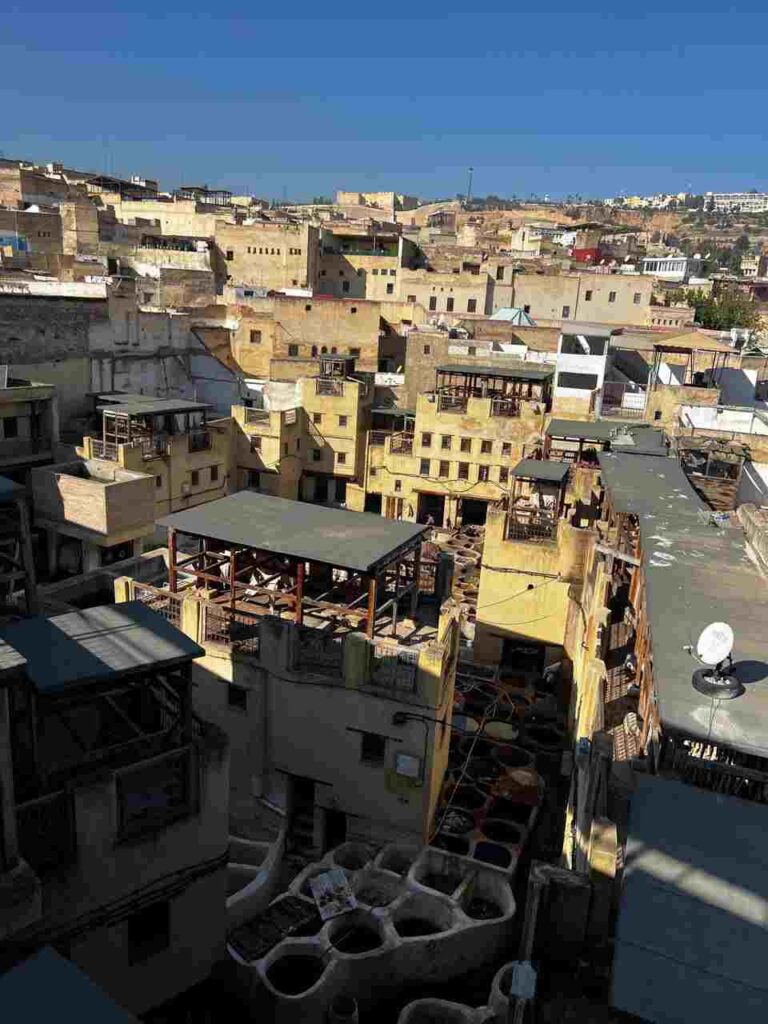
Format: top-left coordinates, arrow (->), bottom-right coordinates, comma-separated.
389,432 -> 414,455
204,605 -> 261,653
316,378 -> 344,397
189,429 -> 212,452
369,643 -> 419,693
295,626 -> 344,673
437,394 -> 468,414
506,508 -> 557,543
16,789 -> 77,874
91,439 -> 119,461
140,435 -> 169,460
369,430 -> 390,447
490,397 -> 520,418
245,407 -> 271,425
133,583 -> 182,627
115,746 -> 198,841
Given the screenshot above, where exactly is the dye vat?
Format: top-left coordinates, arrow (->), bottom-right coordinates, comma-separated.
492,745 -> 534,771
481,819 -> 523,846
329,912 -> 384,955
265,953 -> 326,996
486,798 -> 533,827
473,842 -> 513,869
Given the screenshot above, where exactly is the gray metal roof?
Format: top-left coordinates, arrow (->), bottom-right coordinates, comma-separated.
547,418 -> 637,442
546,418 -> 668,455
598,451 -> 768,756
612,774 -> 768,1024
511,458 -> 570,483
0,947 -> 138,1023
0,601 -> 204,694
98,397 -> 209,416
436,364 -> 554,381
159,492 -> 427,574
0,474 -> 25,504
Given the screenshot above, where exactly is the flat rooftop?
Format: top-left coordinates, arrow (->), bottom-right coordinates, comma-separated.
598,451 -> 768,756
159,491 -> 428,575
613,774 -> 768,1024
97,397 -> 210,416
512,458 -> 570,484
0,601 -> 204,694
547,418 -> 668,455
436,364 -> 554,382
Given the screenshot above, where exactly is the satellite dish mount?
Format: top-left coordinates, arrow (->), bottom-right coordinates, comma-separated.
691,622 -> 743,700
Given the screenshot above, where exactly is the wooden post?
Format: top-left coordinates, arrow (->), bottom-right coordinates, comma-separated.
410,546 -> 421,617
366,575 -> 378,639
295,560 -> 305,626
16,497 -> 38,615
168,528 -> 178,592
229,547 -> 237,610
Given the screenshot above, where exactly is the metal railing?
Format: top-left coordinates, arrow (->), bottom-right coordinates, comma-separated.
245,407 -> 271,425
506,508 -> 557,542
115,746 -> 198,841
437,394 -> 468,414
368,430 -> 390,447
188,430 -> 212,452
295,626 -> 344,673
140,435 -> 169,460
133,583 -> 182,627
389,432 -> 414,455
91,439 -> 119,461
316,378 -> 344,397
490,397 -> 520,418
370,643 -> 419,693
204,605 -> 261,653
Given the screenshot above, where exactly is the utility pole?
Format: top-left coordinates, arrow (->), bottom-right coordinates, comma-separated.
466,166 -> 474,207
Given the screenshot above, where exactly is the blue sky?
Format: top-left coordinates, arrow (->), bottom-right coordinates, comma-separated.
2,0 -> 767,201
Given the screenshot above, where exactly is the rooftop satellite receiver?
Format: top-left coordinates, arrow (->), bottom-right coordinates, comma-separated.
691,621 -> 743,699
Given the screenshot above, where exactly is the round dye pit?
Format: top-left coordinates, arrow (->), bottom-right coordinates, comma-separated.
487,798 -> 532,826
450,784 -> 486,812
431,834 -> 471,856
481,819 -> 523,846
524,724 -> 565,749
483,720 -> 519,743
466,757 -> 500,784
265,954 -> 325,996
439,808 -> 475,837
333,844 -> 372,871
329,913 -> 384,955
394,917 -> 444,938
492,745 -> 534,771
377,847 -> 414,876
473,842 -> 513,868
462,896 -> 503,920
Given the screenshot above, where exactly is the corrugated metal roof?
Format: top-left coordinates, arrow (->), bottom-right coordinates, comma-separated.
612,774 -> 768,1024
97,397 -> 209,415
436,364 -> 553,381
159,492 -> 427,574
511,458 -> 570,483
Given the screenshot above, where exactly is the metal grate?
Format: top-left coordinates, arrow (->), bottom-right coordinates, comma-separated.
204,605 -> 261,653
316,379 -> 344,397
370,644 -> 419,692
296,626 -> 344,672
506,510 -> 557,542
91,439 -> 119,461
133,583 -> 182,627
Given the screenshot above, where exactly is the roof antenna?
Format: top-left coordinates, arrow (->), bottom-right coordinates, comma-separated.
688,621 -> 742,700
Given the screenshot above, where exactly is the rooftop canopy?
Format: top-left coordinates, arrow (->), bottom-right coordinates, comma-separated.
652,330 -> 735,353
159,491 -> 427,575
511,458 -> 571,484
437,363 -> 554,382
97,397 -> 210,416
546,419 -> 668,455
0,601 -> 204,694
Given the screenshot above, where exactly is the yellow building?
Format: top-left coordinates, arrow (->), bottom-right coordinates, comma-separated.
367,364 -> 553,525
78,395 -> 234,521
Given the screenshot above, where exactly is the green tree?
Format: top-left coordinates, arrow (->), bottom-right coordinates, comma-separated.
685,287 -> 762,332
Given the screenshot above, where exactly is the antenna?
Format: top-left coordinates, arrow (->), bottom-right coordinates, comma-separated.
690,621 -> 742,699
466,167 -> 474,207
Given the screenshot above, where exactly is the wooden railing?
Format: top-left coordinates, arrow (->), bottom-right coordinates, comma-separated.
133,583 -> 183,627
506,508 -> 557,542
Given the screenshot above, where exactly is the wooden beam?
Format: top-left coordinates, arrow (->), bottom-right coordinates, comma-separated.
595,543 -> 641,567
168,528 -> 178,592
295,559 -> 305,626
366,575 -> 378,639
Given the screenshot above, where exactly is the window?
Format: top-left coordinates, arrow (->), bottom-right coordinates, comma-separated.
386,283 -> 394,295
446,297 -> 454,312
420,458 -> 431,475
357,268 -> 363,276
394,479 -> 402,492
561,305 -> 570,318
370,467 -> 377,476
250,436 -> 262,451
331,347 -> 337,354
439,460 -> 450,478
441,435 -> 452,451
350,309 -> 358,316
349,347 -> 360,357
305,303 -> 312,311
496,266 -> 504,281
584,289 -> 593,301
312,449 -> 321,462
523,304 -> 531,314
210,465 -> 219,483
557,371 -> 599,390
288,344 -> 299,357
389,269 -> 396,277
296,438 -> 301,450
313,412 -> 322,424
407,294 -> 417,303
423,345 -> 430,355
246,470 -> 261,488
250,329 -> 262,344
228,684 -> 248,711
284,443 -> 288,455
338,415 -> 348,427
460,437 -> 472,453
467,299 -> 477,313
608,291 -> 617,303
311,345 -> 318,357
429,297 -> 437,311
480,439 -> 492,454
633,292 -> 642,304
468,346 -> 476,356
337,452 -> 347,465
360,731 -> 386,764
372,268 -> 379,276
155,475 -> 162,489
226,250 -> 234,261
478,465 -> 489,482
342,280 -> 350,293
3,417 -> 18,439
499,467 -> 509,485
143,292 -> 153,304
501,442 -> 511,457
421,432 -> 432,448
128,901 -> 170,965
458,462 -> 469,480
190,470 -> 199,486
339,270 -> 344,277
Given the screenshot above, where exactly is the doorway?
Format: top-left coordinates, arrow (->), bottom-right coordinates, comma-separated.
364,493 -> 382,514
417,492 -> 445,525
322,808 -> 348,852
287,776 -> 316,853
460,498 -> 488,526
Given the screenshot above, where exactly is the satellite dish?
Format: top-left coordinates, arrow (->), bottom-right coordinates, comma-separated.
692,621 -> 742,700
696,622 -> 734,666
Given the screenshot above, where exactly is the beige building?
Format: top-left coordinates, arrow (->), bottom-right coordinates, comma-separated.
317,226 -> 418,301
399,268 -> 493,317
510,271 -> 655,325
334,191 -> 419,218
215,220 -> 318,291
0,377 -> 59,477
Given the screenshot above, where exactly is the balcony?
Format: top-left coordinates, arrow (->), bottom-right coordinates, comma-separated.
368,430 -> 390,447
189,429 -> 212,452
31,460 -> 156,540
88,438 -> 119,461
389,432 -> 414,455
506,508 -> 557,543
490,397 -> 520,418
437,394 -> 468,414
316,378 -> 344,397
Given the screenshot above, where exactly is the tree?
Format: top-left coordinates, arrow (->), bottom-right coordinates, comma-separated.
685,287 -> 762,332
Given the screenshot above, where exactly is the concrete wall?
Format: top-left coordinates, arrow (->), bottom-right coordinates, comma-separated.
215,221 -> 318,291
511,272 -> 654,325
398,270 -> 492,317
